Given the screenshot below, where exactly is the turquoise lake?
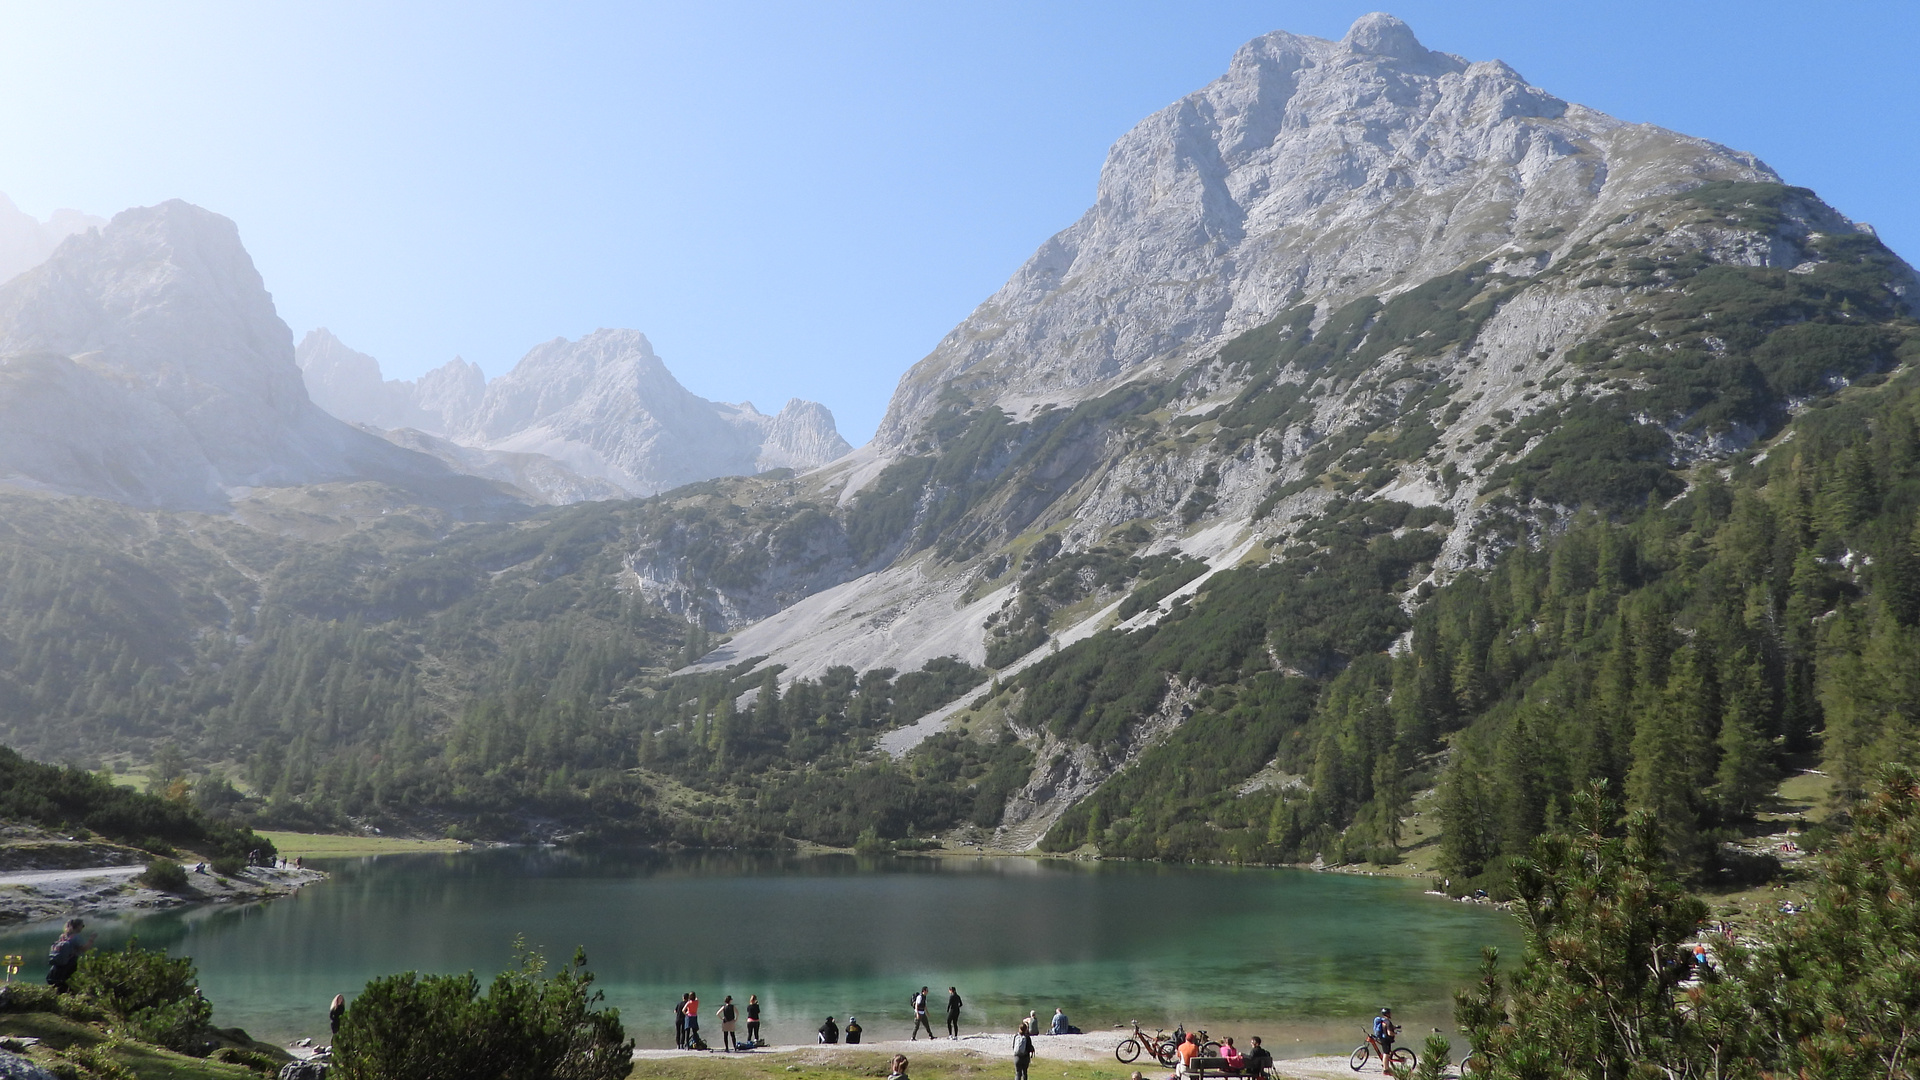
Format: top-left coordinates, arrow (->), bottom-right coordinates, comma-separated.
0,850 -> 1519,1055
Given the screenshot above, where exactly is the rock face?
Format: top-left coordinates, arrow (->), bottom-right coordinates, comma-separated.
0,201 -> 510,511
874,12 -> 1775,448
296,329 -> 484,436
452,328 -> 856,495
0,193 -> 103,285
301,325 -> 852,498
651,12 -> 1912,723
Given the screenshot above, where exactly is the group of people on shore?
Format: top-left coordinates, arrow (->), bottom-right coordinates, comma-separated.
674,991 -> 760,1051
818,986 -> 966,1045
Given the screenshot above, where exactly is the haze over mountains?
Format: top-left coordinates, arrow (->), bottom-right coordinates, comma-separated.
297,327 -> 851,499
0,200 -> 515,511
0,197 -> 850,510
0,12 -> 1914,873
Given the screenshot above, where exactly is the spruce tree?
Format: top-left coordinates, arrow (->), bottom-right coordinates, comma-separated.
1711,653 -> 1775,819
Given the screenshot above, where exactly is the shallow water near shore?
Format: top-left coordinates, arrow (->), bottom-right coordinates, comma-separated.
0,849 -> 1517,1055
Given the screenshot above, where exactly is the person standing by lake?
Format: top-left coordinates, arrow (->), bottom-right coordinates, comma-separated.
945,987 -> 962,1038
328,994 -> 346,1039
685,990 -> 701,1047
746,994 -> 761,1044
910,986 -> 934,1039
45,918 -> 90,993
1013,1021 -> 1035,1080
675,994 -> 688,1049
720,995 -> 738,1050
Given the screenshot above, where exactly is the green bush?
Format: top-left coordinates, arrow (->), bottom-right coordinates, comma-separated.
70,938 -> 212,1054
212,1046 -> 283,1074
0,982 -> 57,1012
333,942 -> 630,1080
209,855 -> 245,877
137,859 -> 188,892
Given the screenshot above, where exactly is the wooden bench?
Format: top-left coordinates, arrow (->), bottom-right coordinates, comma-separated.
1183,1057 -> 1265,1079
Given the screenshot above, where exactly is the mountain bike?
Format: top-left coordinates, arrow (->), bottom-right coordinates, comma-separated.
1116,1021 -> 1171,1064
1457,1047 -> 1495,1075
1348,1034 -> 1415,1073
1191,1029 -> 1221,1056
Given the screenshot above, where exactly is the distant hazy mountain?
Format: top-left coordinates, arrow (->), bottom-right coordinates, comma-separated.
0,201 -> 514,511
0,193 -> 103,285
300,326 -> 853,498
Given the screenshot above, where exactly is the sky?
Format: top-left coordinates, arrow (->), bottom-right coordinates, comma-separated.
0,2 -> 1914,445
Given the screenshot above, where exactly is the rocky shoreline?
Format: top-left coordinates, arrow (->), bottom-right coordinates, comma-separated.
0,829 -> 326,926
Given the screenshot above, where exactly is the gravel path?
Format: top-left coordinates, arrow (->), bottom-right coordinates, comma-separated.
0,865 -> 144,888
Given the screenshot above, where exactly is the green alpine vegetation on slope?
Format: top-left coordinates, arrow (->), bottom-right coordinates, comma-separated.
1454,767 -> 1920,1080
0,745 -> 273,861
0,487 -> 1002,847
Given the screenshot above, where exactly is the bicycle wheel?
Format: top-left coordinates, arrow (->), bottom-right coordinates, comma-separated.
1201,1041 -> 1221,1056
1387,1047 -> 1417,1071
1116,1039 -> 1142,1064
1458,1051 -> 1493,1075
1349,1044 -> 1372,1071
1155,1041 -> 1179,1067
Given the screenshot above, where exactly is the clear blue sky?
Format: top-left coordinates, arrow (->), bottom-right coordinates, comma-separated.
0,2 -> 1913,444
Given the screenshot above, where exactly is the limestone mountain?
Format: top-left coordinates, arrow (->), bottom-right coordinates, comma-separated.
0,193 -> 103,284
298,326 -> 853,498
876,12 -> 1781,449
0,200 -> 512,511
0,14 -> 1915,867
296,328 -> 484,435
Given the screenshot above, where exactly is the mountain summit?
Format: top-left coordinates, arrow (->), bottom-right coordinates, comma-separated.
875,12 -> 1775,448
0,201 -> 499,509
301,327 -> 853,498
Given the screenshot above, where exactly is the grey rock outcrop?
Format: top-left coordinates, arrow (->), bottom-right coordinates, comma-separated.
0,193 -> 103,285
0,201 -> 512,511
874,12 -> 1775,449
298,327 -> 852,500
295,329 -> 483,436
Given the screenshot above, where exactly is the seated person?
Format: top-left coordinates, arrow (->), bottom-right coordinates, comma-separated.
846,1016 -> 863,1044
1244,1037 -> 1273,1078
818,1017 -> 839,1044
1219,1038 -> 1244,1072
1049,1008 -> 1071,1036
1176,1033 -> 1201,1077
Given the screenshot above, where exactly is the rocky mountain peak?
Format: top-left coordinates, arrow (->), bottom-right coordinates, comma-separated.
872,13 -> 1772,450
0,200 -> 503,509
1340,12 -> 1429,61
0,193 -> 103,285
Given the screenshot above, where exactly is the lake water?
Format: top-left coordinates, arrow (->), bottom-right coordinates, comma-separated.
0,850 -> 1518,1055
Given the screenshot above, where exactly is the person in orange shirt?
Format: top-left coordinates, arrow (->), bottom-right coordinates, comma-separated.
1176,1032 -> 1201,1077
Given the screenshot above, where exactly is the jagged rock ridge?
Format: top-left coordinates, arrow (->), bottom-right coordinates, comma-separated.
0,193 -> 103,285
875,12 -> 1777,449
300,327 -> 853,499
0,201 -> 510,511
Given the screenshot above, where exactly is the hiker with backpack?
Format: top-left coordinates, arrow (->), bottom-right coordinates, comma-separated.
910,986 -> 934,1039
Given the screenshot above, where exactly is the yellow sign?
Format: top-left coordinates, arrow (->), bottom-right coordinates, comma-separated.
2,954 -> 21,981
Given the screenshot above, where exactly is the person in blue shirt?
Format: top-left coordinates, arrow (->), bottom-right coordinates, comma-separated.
1370,1008 -> 1399,1062
1049,1008 -> 1071,1035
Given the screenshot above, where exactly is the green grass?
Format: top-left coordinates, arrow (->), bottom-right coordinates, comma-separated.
256,831 -> 469,858
627,1052 -> 1151,1080
0,1010 -> 263,1080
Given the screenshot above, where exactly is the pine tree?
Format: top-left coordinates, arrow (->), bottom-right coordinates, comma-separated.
1494,713 -> 1547,858
1626,647 -> 1707,864
1711,653 -> 1775,819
